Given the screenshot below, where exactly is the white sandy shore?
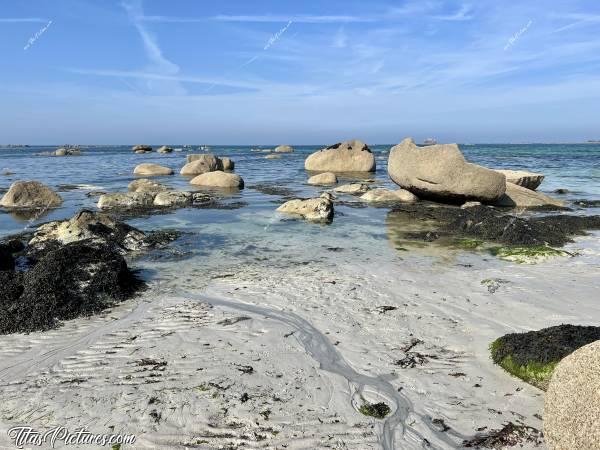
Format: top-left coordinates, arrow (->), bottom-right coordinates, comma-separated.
0,235 -> 598,449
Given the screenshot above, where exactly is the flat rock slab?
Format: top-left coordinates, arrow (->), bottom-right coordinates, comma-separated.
133,164 -> 173,176
495,169 -> 544,190
494,182 -> 564,208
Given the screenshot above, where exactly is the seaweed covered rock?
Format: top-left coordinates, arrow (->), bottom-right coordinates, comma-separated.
490,325 -> 600,390
0,241 -> 143,334
388,138 -> 506,203
277,194 -> 334,223
132,144 -> 152,153
386,203 -> 600,248
305,140 -> 375,172
544,340 -> 600,450
28,209 -> 147,252
0,239 -> 24,271
0,180 -> 63,209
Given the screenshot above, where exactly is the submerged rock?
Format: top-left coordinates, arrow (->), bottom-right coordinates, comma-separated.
128,178 -> 168,193
494,182 -> 564,208
388,138 -> 506,203
307,172 -> 338,185
495,169 -> 544,190
490,325 -> 600,390
133,163 -> 174,176
276,194 -> 334,223
274,145 -> 294,153
333,183 -> 371,195
265,154 -> 282,160
0,180 -> 63,209
305,140 -> 375,172
544,340 -> 600,450
361,188 -> 417,203
190,171 -> 244,189
29,209 -> 147,252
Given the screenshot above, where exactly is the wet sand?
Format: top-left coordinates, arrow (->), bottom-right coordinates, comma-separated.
0,233 -> 598,449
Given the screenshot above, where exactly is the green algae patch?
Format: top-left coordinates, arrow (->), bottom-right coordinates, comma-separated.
358,401 -> 391,419
489,245 -> 572,264
490,325 -> 600,390
451,238 -> 485,249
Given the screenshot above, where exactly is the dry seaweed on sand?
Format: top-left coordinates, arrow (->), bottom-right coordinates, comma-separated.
463,422 -> 543,448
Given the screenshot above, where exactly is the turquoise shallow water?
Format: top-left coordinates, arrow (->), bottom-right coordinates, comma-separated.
0,143 -> 599,271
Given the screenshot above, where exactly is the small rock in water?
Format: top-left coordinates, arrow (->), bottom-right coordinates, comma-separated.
133,163 -> 174,176
277,196 -> 334,223
334,183 -> 370,195
0,180 -> 63,209
307,172 -> 337,185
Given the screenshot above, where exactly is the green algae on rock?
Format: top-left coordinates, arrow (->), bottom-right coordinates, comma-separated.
489,245 -> 573,264
490,325 -> 600,390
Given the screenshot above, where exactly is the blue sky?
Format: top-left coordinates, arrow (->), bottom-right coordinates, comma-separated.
1,0 -> 599,144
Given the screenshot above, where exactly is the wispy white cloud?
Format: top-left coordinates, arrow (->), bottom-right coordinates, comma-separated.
212,14 -> 373,24
121,0 -> 184,95
433,4 -> 473,21
553,13 -> 600,33
0,17 -> 48,23
333,27 -> 347,48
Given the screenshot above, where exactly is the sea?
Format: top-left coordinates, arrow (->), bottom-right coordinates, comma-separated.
1,143 -> 599,275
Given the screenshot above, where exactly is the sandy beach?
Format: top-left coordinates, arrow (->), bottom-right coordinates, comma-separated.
1,227 -> 598,449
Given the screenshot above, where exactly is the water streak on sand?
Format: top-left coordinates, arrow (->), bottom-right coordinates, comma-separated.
188,291 -> 457,450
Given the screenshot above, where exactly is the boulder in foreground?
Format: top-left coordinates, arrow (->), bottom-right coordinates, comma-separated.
494,182 -> 564,208
495,169 -> 544,190
307,172 -> 338,185
490,325 -> 600,390
190,171 -> 244,189
544,340 -> 600,450
388,138 -> 506,203
361,188 -> 418,203
277,194 -> 334,223
0,240 -> 143,334
0,181 -> 63,209
274,145 -> 294,153
29,209 -> 147,252
133,163 -> 173,176
305,140 -> 375,172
